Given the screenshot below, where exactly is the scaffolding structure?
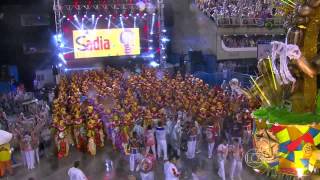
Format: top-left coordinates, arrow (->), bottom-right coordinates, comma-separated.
53,0 -> 166,67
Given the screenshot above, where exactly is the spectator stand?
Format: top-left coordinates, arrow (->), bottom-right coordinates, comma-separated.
196,0 -> 285,28
193,71 -> 254,88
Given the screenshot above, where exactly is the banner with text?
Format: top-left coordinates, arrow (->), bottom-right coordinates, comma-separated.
73,28 -> 140,59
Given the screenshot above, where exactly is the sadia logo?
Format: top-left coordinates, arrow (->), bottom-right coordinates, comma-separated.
75,35 -> 110,51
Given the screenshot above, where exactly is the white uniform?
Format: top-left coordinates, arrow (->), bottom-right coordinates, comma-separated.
129,148 -> 139,172
23,135 -> 35,170
186,135 -> 197,159
68,167 -> 87,180
230,144 -> 243,180
172,121 -> 182,156
217,144 -> 228,180
156,127 -> 168,160
195,121 -> 201,153
141,171 -> 155,180
164,161 -> 180,180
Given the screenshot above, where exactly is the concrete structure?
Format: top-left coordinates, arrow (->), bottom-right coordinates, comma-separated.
168,0 -> 285,61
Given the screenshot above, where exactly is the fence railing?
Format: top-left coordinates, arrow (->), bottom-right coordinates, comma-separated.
193,71 -> 255,88
214,16 -> 284,27
203,9 -> 284,27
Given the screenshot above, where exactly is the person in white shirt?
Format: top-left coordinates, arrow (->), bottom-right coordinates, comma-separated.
164,156 -> 180,180
155,121 -> 168,160
68,161 -> 87,180
217,140 -> 228,180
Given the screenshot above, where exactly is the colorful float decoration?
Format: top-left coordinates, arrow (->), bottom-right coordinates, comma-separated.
247,0 -> 320,177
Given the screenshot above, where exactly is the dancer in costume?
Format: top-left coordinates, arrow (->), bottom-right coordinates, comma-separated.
206,122 -> 219,159
230,138 -> 243,180
155,121 -> 168,160
217,140 -> 228,180
144,125 -> 156,156
128,132 -> 140,172
137,152 -> 155,180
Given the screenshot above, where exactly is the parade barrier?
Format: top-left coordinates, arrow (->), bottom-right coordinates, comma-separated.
212,16 -> 284,27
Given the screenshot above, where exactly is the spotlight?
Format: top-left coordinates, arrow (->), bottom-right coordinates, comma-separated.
73,14 -> 77,18
148,39 -> 153,42
150,61 -> 159,67
63,15 -> 66,18
162,29 -> 167,33
58,63 -> 63,67
84,14 -> 87,18
150,32 -> 154,35
67,18 -> 70,21
92,14 -> 95,17
161,37 -> 170,42
129,13 -> 132,16
120,14 -> 123,16
99,14 -> 103,17
161,47 -> 166,50
149,47 -> 153,50
162,56 -> 166,59
109,14 -> 112,17
136,13 -> 139,16
152,13 -> 156,15
144,13 -> 147,16
149,54 -> 155,58
58,53 -> 67,64
59,43 -> 65,48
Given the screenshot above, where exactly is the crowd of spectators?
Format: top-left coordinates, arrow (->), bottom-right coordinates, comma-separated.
0,84 -> 27,115
196,0 -> 283,24
222,35 -> 285,48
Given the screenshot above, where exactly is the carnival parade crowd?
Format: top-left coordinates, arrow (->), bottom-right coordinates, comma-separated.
0,96 -> 51,177
51,67 -> 259,180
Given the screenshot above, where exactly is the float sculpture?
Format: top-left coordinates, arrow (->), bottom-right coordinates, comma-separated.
247,0 -> 320,177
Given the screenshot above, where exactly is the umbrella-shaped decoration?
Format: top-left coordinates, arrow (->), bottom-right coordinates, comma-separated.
0,130 -> 12,145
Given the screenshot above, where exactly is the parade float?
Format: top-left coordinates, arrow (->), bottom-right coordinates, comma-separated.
246,0 -> 320,178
